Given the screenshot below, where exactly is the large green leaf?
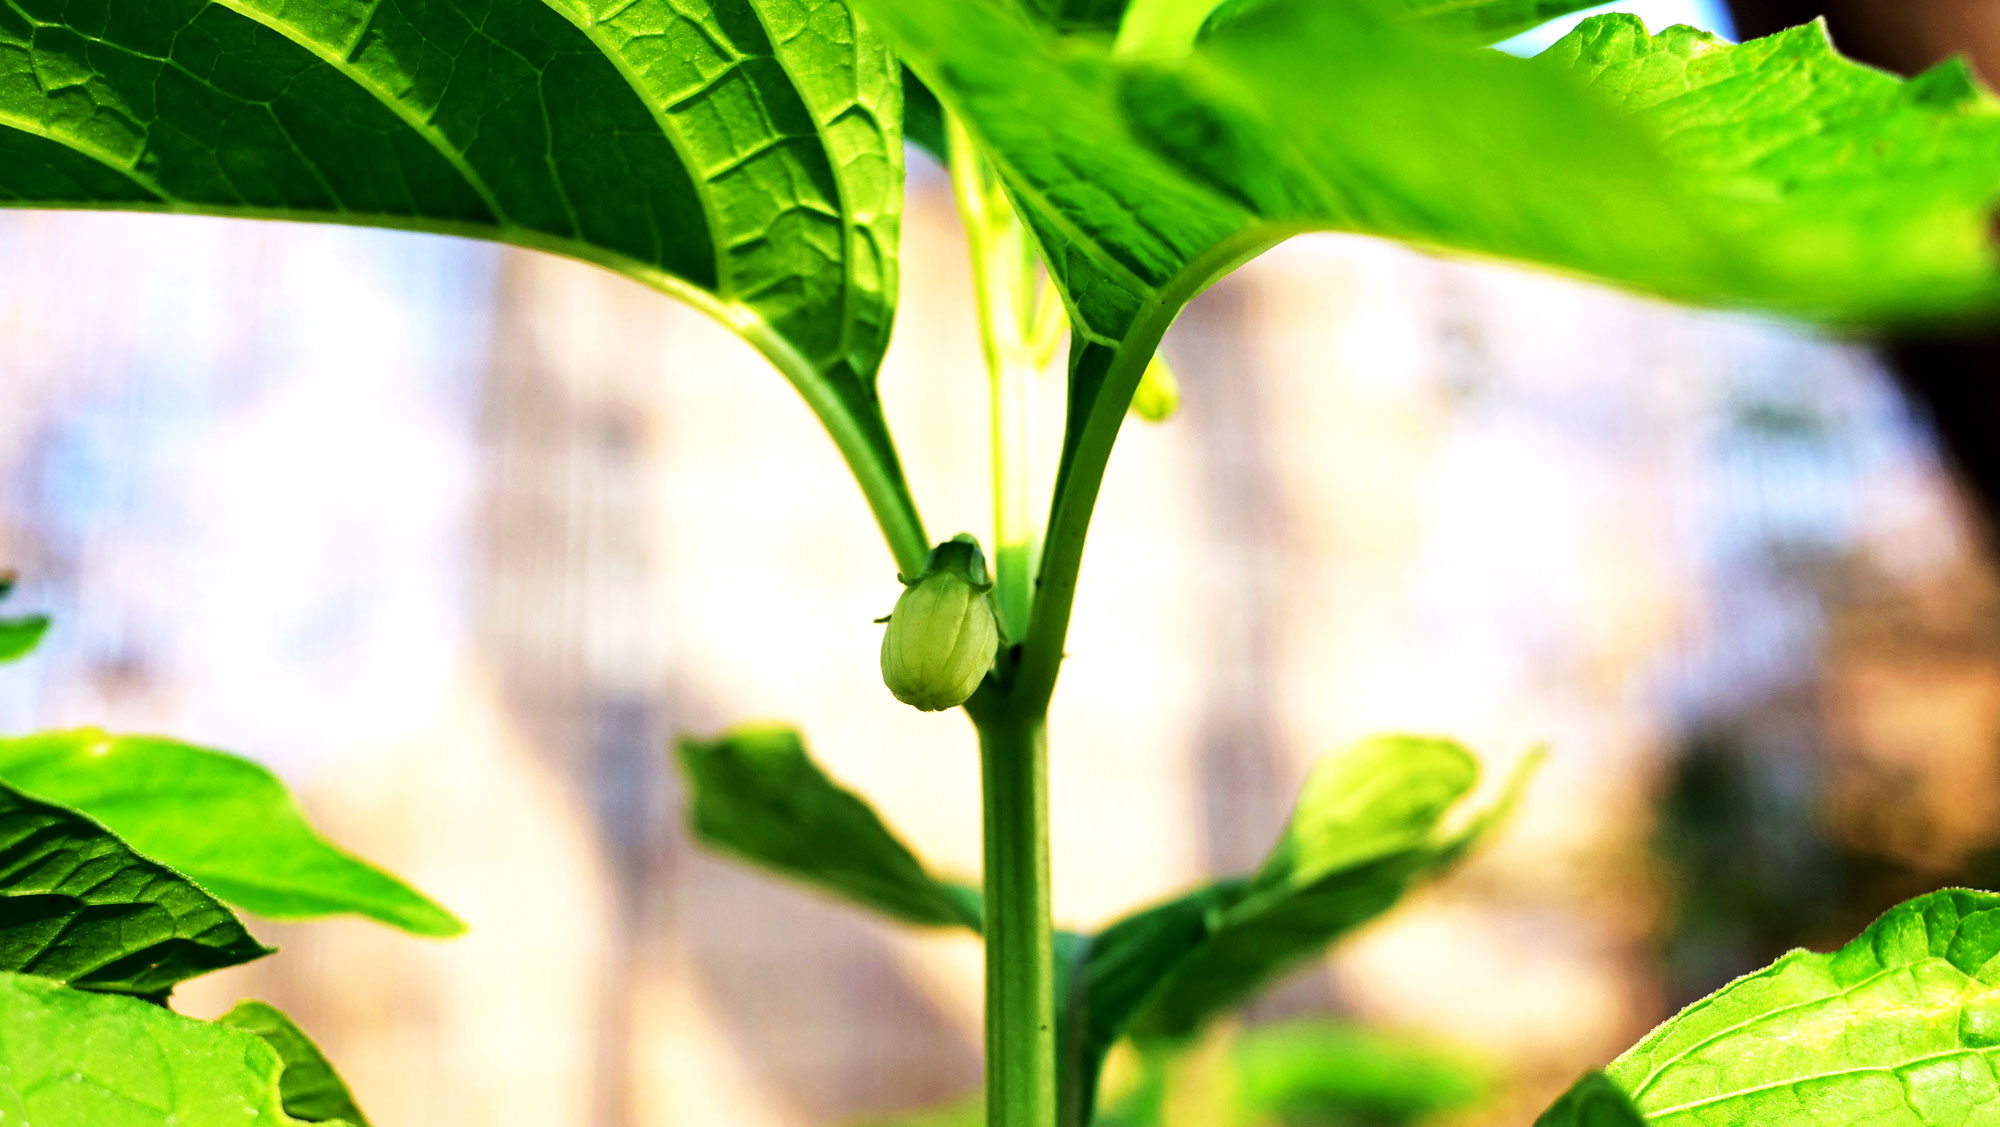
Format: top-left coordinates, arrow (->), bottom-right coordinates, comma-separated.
0,972 -> 317,1126
676,725 -> 982,930
0,729 -> 462,937
1605,888 -> 2000,1127
0,780 -> 270,997
220,1000 -> 370,1127
0,0 -> 911,546
853,0 -> 2000,637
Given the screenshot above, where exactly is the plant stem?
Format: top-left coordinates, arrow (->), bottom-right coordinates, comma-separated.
949,115 -> 1041,642
976,705 -> 1055,1127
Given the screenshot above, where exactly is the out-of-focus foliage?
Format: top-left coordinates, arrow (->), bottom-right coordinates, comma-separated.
1532,1073 -> 1645,1127
677,726 -> 984,930
0,573 -> 47,664
684,728 -> 1529,1124
0,729 -> 462,936
866,1019 -> 1494,1127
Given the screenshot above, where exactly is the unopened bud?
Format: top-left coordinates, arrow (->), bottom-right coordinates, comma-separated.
880,535 -> 1002,712
1130,355 -> 1180,423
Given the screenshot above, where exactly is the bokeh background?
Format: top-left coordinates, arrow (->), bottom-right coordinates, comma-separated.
3,2 -> 1997,1125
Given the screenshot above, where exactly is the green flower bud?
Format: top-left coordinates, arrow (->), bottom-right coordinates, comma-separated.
1129,354 -> 1180,423
880,534 -> 1002,712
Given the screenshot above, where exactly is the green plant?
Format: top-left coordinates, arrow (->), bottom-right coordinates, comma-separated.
3,0 -> 2000,1125
0,577 -> 454,1125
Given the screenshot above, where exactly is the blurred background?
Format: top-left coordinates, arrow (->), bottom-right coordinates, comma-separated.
2,2 -> 1997,1125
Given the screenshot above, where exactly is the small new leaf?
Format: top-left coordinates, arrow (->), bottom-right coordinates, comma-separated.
220,1000 -> 372,1126
0,729 -> 463,937
0,781 -> 271,997
1059,738 -> 1536,1121
677,726 -> 982,931
0,973 -> 319,1126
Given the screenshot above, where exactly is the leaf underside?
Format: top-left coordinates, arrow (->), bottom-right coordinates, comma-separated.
0,780 -> 270,997
676,725 -> 982,930
0,0 -> 903,435
851,0 -> 2000,507
0,972 -> 317,1126
0,729 -> 463,937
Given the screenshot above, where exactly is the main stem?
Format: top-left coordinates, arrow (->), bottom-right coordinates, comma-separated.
952,111 -> 1064,1127
977,705 -> 1055,1127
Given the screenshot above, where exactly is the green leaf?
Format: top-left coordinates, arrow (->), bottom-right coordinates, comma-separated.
1055,739 -> 1534,1122
0,617 -> 46,664
0,780 -> 271,997
219,1000 -> 371,1127
1534,1072 -> 1646,1127
853,0 -> 2000,603
676,725 -> 982,931
1129,737 -> 1502,1040
1204,0 -> 1612,46
1231,1020 -> 1492,1124
0,972 -> 318,1126
0,571 -> 47,665
1606,888 -> 2000,1126
0,0 -> 915,556
0,729 -> 463,937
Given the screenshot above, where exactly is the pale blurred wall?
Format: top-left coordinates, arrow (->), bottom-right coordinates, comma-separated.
0,158 -> 1983,1127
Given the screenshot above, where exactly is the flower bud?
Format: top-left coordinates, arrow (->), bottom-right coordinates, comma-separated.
1129,354 -> 1180,423
880,535 -> 1002,712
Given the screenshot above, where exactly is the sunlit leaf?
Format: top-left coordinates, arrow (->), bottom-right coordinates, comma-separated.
0,0 -> 909,514
0,781 -> 270,997
676,726 -> 982,930
220,1000 -> 371,1126
0,729 -> 463,937
852,0 -> 2000,556
0,973 -> 320,1126
1607,888 -> 2000,1126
